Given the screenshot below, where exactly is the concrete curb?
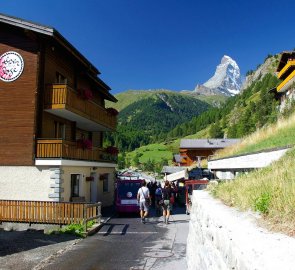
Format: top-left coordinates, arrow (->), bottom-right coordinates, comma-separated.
86,216 -> 112,236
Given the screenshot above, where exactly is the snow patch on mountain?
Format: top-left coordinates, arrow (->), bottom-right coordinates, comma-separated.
194,55 -> 242,96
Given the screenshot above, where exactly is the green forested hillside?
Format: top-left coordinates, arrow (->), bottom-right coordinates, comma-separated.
165,72 -> 280,140
105,91 -> 211,151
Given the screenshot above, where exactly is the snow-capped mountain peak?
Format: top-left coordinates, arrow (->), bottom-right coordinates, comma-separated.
194,55 -> 242,96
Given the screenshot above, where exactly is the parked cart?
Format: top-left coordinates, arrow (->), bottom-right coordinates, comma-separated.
185,179 -> 209,215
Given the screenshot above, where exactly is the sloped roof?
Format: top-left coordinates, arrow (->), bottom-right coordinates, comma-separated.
277,51 -> 295,72
161,166 -> 188,174
180,139 -> 240,149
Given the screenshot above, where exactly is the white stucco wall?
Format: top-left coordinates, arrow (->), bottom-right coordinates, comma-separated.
208,147 -> 289,170
0,164 -> 115,206
61,166 -> 115,206
62,166 -> 92,201
0,166 -> 52,201
187,191 -> 295,270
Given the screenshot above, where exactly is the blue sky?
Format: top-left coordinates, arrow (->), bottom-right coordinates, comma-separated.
2,0 -> 295,94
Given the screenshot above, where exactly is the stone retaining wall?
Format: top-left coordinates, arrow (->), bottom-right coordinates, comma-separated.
187,191 -> 295,270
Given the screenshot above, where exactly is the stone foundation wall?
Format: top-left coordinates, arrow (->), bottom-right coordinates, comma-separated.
187,191 -> 295,270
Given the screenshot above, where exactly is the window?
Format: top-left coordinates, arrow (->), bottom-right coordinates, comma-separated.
71,174 -> 81,197
56,72 -> 67,84
101,174 -> 109,192
54,121 -> 65,139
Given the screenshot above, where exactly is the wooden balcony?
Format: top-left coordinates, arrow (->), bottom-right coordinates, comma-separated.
277,69 -> 295,92
36,139 -> 117,163
44,84 -> 116,131
278,60 -> 295,79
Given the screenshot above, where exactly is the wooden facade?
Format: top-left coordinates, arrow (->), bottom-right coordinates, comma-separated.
179,139 -> 240,167
0,26 -> 38,165
0,15 -> 117,166
179,149 -> 216,166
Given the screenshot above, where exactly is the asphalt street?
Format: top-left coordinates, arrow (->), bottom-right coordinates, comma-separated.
37,206 -> 190,270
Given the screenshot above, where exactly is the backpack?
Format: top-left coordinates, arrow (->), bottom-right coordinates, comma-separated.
155,187 -> 162,196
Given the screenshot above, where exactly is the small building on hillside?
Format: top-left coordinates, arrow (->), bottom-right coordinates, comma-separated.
179,139 -> 240,166
0,13 -> 118,206
275,51 -> 295,111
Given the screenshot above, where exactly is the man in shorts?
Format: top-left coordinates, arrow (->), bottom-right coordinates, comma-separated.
137,180 -> 150,224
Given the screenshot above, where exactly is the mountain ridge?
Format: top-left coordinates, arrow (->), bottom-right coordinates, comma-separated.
193,55 -> 242,96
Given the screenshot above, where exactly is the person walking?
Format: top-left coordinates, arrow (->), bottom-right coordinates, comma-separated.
162,180 -> 174,224
155,183 -> 163,216
137,180 -> 151,224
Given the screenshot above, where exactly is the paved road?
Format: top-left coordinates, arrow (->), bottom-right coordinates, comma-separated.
38,207 -> 190,270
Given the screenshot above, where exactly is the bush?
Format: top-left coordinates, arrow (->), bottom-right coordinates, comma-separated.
254,192 -> 271,214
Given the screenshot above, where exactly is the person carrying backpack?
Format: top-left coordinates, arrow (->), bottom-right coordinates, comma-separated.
162,180 -> 174,224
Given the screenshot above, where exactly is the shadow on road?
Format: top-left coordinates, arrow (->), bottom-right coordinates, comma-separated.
0,228 -> 78,256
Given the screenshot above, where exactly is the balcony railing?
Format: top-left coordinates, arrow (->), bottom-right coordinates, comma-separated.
36,139 -> 117,163
0,200 -> 101,227
278,60 -> 295,79
44,84 -> 116,131
277,69 -> 295,92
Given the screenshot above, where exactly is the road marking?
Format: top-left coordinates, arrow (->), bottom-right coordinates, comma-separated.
96,231 -> 158,235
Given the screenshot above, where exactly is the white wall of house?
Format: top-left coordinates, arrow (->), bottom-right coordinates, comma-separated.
280,88 -> 295,112
62,166 -> 92,202
187,191 -> 295,270
61,166 -> 115,206
96,168 -> 115,207
0,164 -> 115,207
0,166 -> 52,201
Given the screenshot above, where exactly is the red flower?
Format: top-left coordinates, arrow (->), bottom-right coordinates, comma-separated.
77,139 -> 93,150
78,88 -> 93,100
105,146 -> 119,155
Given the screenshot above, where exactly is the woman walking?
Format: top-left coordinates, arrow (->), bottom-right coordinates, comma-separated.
162,180 -> 174,224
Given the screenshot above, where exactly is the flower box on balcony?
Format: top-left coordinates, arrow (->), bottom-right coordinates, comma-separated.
77,138 -> 93,150
86,176 -> 94,181
105,146 -> 119,155
78,88 -> 93,100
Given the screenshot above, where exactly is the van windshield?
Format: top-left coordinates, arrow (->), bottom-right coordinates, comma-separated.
117,182 -> 141,198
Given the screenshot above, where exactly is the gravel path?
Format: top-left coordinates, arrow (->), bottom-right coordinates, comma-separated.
0,229 -> 81,270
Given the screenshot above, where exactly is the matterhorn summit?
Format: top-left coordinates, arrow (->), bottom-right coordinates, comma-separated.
194,55 -> 242,96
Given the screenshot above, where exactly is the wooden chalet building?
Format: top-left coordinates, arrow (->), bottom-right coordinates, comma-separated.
274,51 -> 295,111
0,13 -> 118,206
179,139 -> 240,166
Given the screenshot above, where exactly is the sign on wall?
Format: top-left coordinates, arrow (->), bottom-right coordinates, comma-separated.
0,51 -> 24,82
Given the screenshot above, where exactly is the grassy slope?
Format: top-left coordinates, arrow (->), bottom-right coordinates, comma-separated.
214,113 -> 295,159
212,147 -> 295,236
211,112 -> 295,236
126,127 -> 210,165
106,89 -> 228,112
106,90 -> 154,111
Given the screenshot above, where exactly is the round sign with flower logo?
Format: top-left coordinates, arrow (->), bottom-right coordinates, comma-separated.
0,51 -> 24,82
126,192 -> 132,198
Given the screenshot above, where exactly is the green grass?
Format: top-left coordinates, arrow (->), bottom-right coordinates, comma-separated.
210,112 -> 295,236
127,127 -> 211,166
127,143 -> 173,164
212,147 -> 295,236
214,113 -> 295,159
106,90 -> 154,111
